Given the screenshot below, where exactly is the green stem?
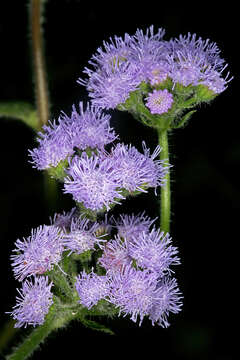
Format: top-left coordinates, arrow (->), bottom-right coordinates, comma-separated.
29,0 -> 50,128
158,129 -> 171,233
6,304 -> 76,360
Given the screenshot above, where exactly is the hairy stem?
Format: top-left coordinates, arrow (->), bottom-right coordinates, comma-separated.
29,0 -> 50,128
6,304 -> 75,360
158,129 -> 171,233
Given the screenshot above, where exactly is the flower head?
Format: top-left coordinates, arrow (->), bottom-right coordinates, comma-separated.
129,229 -> 180,275
63,216 -> 105,255
149,276 -> 183,328
78,61 -> 141,110
113,212 -> 156,241
167,33 -> 232,93
109,265 -> 159,325
98,235 -> 131,273
9,276 -> 53,328
75,270 -> 110,309
64,153 -> 125,211
11,225 -> 64,281
145,89 -> 174,115
29,102 -> 116,170
110,142 -> 169,192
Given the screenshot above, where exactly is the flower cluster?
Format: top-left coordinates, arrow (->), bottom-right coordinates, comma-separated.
78,25 -> 232,122
75,213 -> 182,327
29,102 -> 117,170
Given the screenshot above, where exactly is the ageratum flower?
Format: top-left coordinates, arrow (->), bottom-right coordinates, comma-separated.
113,212 -> 157,242
29,102 -> 117,170
64,153 -> 125,211
111,142 -> 169,192
78,26 -> 169,109
98,235 -> 131,273
109,265 -> 159,325
145,89 -> 174,115
63,216 -> 105,255
129,229 -> 180,275
149,276 -> 183,328
167,33 -> 232,93
78,61 -> 141,110
9,276 -> 53,328
75,270 -> 110,309
11,225 -> 64,281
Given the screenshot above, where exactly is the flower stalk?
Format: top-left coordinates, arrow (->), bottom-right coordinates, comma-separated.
158,129 -> 171,233
29,0 -> 50,128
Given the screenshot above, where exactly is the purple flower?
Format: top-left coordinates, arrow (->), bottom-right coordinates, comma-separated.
145,89 -> 174,115
113,212 -> 156,241
63,153 -> 125,211
129,229 -> 180,275
127,26 -> 167,83
9,276 -> 53,328
63,216 -> 105,255
29,102 -> 117,170
149,276 -> 183,328
167,33 -> 232,93
75,270 -> 110,309
109,265 -> 159,325
146,61 -> 170,86
11,225 -> 64,281
98,235 -> 132,273
111,142 -> 169,192
78,61 -> 141,110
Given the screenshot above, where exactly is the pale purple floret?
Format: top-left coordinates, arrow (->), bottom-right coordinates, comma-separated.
146,61 -> 171,85
109,265 -> 159,325
78,61 -> 141,110
98,235 -> 132,273
149,276 -> 183,328
112,212 -> 157,241
29,102 -> 117,170
167,33 -> 232,93
63,216 -> 105,255
11,225 -> 64,281
75,270 -> 110,309
9,276 -> 53,328
64,153 -> 125,211
145,89 -> 174,115
110,142 -> 169,192
129,229 -> 180,275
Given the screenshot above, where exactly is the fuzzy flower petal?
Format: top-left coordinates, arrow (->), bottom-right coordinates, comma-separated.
11,226 -> 64,281
29,102 -> 117,170
113,212 -> 157,242
64,153 -> 125,211
129,229 -> 180,275
109,265 -> 158,325
98,235 -> 132,273
75,270 -> 110,309
9,276 -> 53,328
110,142 -> 169,192
149,276 -> 183,328
63,216 -> 105,254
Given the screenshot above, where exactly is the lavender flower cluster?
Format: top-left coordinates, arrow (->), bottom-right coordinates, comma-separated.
78,26 -> 232,115
9,210 -> 182,328
29,102 -> 169,212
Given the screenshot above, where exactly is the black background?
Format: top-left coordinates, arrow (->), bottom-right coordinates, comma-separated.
0,1 -> 238,359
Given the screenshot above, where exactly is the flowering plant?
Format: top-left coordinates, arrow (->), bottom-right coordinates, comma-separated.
0,2 -> 232,359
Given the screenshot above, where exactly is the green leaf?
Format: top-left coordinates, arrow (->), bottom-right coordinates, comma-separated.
0,101 -> 38,131
172,110 -> 197,129
80,316 -> 115,335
